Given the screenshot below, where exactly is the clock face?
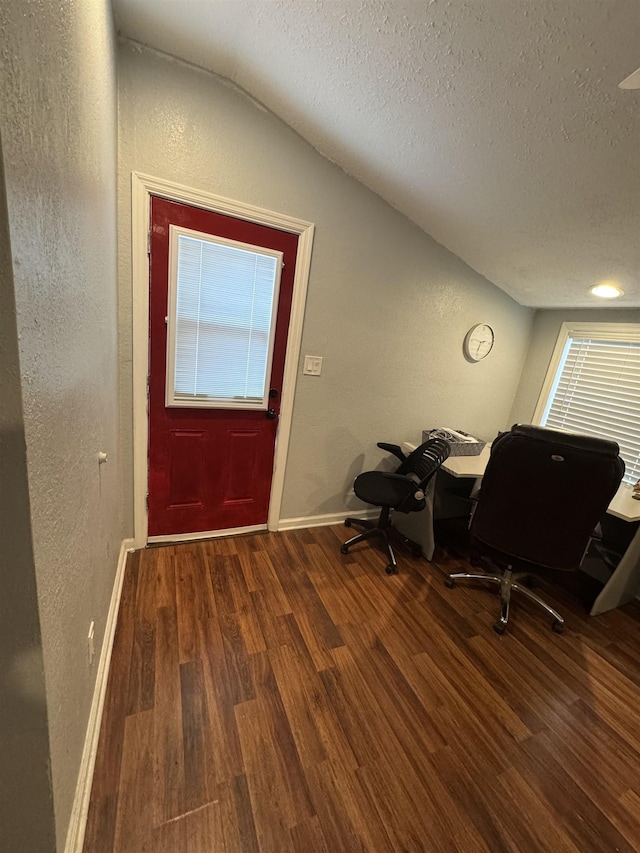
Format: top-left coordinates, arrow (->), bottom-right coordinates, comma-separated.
464,324 -> 494,361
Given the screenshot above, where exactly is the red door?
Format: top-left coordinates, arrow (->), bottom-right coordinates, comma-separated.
147,196 -> 298,537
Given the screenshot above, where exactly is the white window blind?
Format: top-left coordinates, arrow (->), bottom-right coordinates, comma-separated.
166,228 -> 282,409
539,333 -> 640,485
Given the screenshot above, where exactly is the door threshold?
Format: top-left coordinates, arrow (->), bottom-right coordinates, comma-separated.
148,524 -> 268,545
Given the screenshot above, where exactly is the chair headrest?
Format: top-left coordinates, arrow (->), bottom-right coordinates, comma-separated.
507,424 -> 620,457
396,437 -> 451,483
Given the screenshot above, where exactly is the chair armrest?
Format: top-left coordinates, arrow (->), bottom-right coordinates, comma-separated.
377,442 -> 407,463
379,472 -> 428,511
378,472 -> 419,484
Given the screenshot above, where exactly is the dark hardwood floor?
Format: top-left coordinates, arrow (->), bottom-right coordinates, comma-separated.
83,525 -> 640,852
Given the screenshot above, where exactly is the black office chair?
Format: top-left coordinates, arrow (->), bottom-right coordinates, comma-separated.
341,438 -> 451,574
445,424 -> 625,634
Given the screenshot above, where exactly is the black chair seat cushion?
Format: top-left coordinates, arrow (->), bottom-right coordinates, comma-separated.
353,470 -> 425,512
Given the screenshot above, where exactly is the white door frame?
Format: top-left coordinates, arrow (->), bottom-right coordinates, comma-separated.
131,172 -> 315,548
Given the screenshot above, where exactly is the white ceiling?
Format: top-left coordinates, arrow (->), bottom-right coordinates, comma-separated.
114,0 -> 640,308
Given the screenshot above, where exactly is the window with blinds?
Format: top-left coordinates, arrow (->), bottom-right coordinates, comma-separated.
165,227 -> 283,409
535,323 -> 640,485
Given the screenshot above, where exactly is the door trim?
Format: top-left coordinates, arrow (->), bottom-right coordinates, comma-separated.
132,172 -> 315,548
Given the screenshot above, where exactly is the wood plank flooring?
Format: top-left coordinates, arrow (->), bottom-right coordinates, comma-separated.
84,525 -> 640,852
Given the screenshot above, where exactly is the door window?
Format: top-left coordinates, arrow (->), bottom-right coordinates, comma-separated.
165,225 -> 283,409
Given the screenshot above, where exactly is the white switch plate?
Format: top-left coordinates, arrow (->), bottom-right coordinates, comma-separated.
87,621 -> 95,666
303,355 -> 323,376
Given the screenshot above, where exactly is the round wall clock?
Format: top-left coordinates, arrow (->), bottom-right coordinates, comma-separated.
463,323 -> 495,361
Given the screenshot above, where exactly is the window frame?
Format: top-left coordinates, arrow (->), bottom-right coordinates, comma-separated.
533,321 -> 640,484
165,224 -> 284,410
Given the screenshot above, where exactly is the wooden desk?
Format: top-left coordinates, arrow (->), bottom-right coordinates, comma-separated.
401,441 -> 640,615
440,445 -> 491,479
605,483 -> 640,523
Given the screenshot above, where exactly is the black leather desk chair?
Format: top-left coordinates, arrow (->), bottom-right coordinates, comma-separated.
445,424 -> 625,634
341,438 -> 450,575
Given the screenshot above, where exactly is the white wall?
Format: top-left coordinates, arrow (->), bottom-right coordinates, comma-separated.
0,1 -> 122,847
509,308 -> 640,426
118,42 -> 534,527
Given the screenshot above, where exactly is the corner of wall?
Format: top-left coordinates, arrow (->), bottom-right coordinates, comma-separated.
0,128 -> 56,853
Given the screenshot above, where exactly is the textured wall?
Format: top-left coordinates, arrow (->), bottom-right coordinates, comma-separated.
0,136 -> 56,853
0,1 -> 122,847
509,307 -> 640,427
118,43 -> 533,525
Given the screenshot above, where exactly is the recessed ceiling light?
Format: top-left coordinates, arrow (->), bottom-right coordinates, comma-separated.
589,283 -> 624,299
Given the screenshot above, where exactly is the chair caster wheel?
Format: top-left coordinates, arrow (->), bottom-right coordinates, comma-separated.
493,621 -> 506,635
385,565 -> 396,575
340,545 -> 349,554
444,578 -> 455,588
344,519 -> 352,528
552,621 -> 565,634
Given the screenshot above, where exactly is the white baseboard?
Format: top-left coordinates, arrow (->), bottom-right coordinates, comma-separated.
277,508 -> 377,531
148,523 -> 266,545
64,537 -> 135,853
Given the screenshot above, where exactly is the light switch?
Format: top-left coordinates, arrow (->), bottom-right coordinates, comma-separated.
303,355 -> 323,376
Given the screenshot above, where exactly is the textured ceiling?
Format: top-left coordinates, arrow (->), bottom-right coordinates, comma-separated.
114,0 -> 640,308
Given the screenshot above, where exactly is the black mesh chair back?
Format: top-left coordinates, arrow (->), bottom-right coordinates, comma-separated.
445,424 -> 625,634
396,438 -> 452,484
341,437 -> 450,574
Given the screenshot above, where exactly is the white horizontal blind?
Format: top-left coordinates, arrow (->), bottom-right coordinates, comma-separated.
541,336 -> 640,485
169,230 -> 281,408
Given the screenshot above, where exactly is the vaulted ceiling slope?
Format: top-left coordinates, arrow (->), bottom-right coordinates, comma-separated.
114,0 -> 640,308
